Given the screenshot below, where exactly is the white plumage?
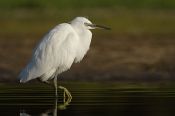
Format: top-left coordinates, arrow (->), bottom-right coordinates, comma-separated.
18,17 -> 110,98
19,17 -> 92,83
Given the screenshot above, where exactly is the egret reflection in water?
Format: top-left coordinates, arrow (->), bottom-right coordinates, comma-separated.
0,83 -> 175,116
20,97 -> 71,116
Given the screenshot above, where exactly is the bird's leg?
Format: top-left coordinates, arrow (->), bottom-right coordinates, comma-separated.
59,86 -> 72,103
53,77 -> 57,98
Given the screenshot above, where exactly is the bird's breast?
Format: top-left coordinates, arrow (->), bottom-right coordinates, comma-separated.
74,30 -> 92,63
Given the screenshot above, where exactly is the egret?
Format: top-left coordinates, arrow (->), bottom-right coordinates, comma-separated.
18,17 -> 110,99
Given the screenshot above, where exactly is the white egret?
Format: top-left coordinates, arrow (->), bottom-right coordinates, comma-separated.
18,17 -> 110,98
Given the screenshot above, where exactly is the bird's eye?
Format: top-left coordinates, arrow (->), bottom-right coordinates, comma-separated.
84,22 -> 89,26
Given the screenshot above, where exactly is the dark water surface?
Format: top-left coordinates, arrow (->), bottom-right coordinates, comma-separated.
0,82 -> 175,116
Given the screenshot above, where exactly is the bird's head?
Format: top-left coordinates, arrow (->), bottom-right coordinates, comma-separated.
70,17 -> 110,30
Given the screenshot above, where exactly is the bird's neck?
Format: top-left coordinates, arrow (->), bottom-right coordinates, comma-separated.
70,23 -> 86,35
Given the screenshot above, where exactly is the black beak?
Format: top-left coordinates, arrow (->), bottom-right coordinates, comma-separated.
93,24 -> 111,30
85,23 -> 111,30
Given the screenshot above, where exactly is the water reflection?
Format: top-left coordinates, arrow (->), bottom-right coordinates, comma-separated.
20,97 -> 71,116
1,83 -> 175,116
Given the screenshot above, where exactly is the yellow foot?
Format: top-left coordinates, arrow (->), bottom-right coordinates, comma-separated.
59,86 -> 72,103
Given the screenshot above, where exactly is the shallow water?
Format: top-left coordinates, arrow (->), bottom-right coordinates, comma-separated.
0,82 -> 175,116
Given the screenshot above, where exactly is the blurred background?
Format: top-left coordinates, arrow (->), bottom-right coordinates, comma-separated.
0,0 -> 175,83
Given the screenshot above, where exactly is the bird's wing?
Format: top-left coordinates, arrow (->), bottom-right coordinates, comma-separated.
19,23 -> 79,82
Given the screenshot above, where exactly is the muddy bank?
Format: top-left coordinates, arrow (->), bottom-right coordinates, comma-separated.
0,34 -> 175,82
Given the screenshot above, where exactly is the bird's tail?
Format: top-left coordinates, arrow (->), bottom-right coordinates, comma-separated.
18,68 -> 29,83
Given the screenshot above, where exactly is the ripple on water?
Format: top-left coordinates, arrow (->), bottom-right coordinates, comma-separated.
0,83 -> 175,116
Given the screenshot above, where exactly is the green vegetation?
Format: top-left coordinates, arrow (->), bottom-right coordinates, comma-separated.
1,0 -> 175,36
0,0 -> 175,10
